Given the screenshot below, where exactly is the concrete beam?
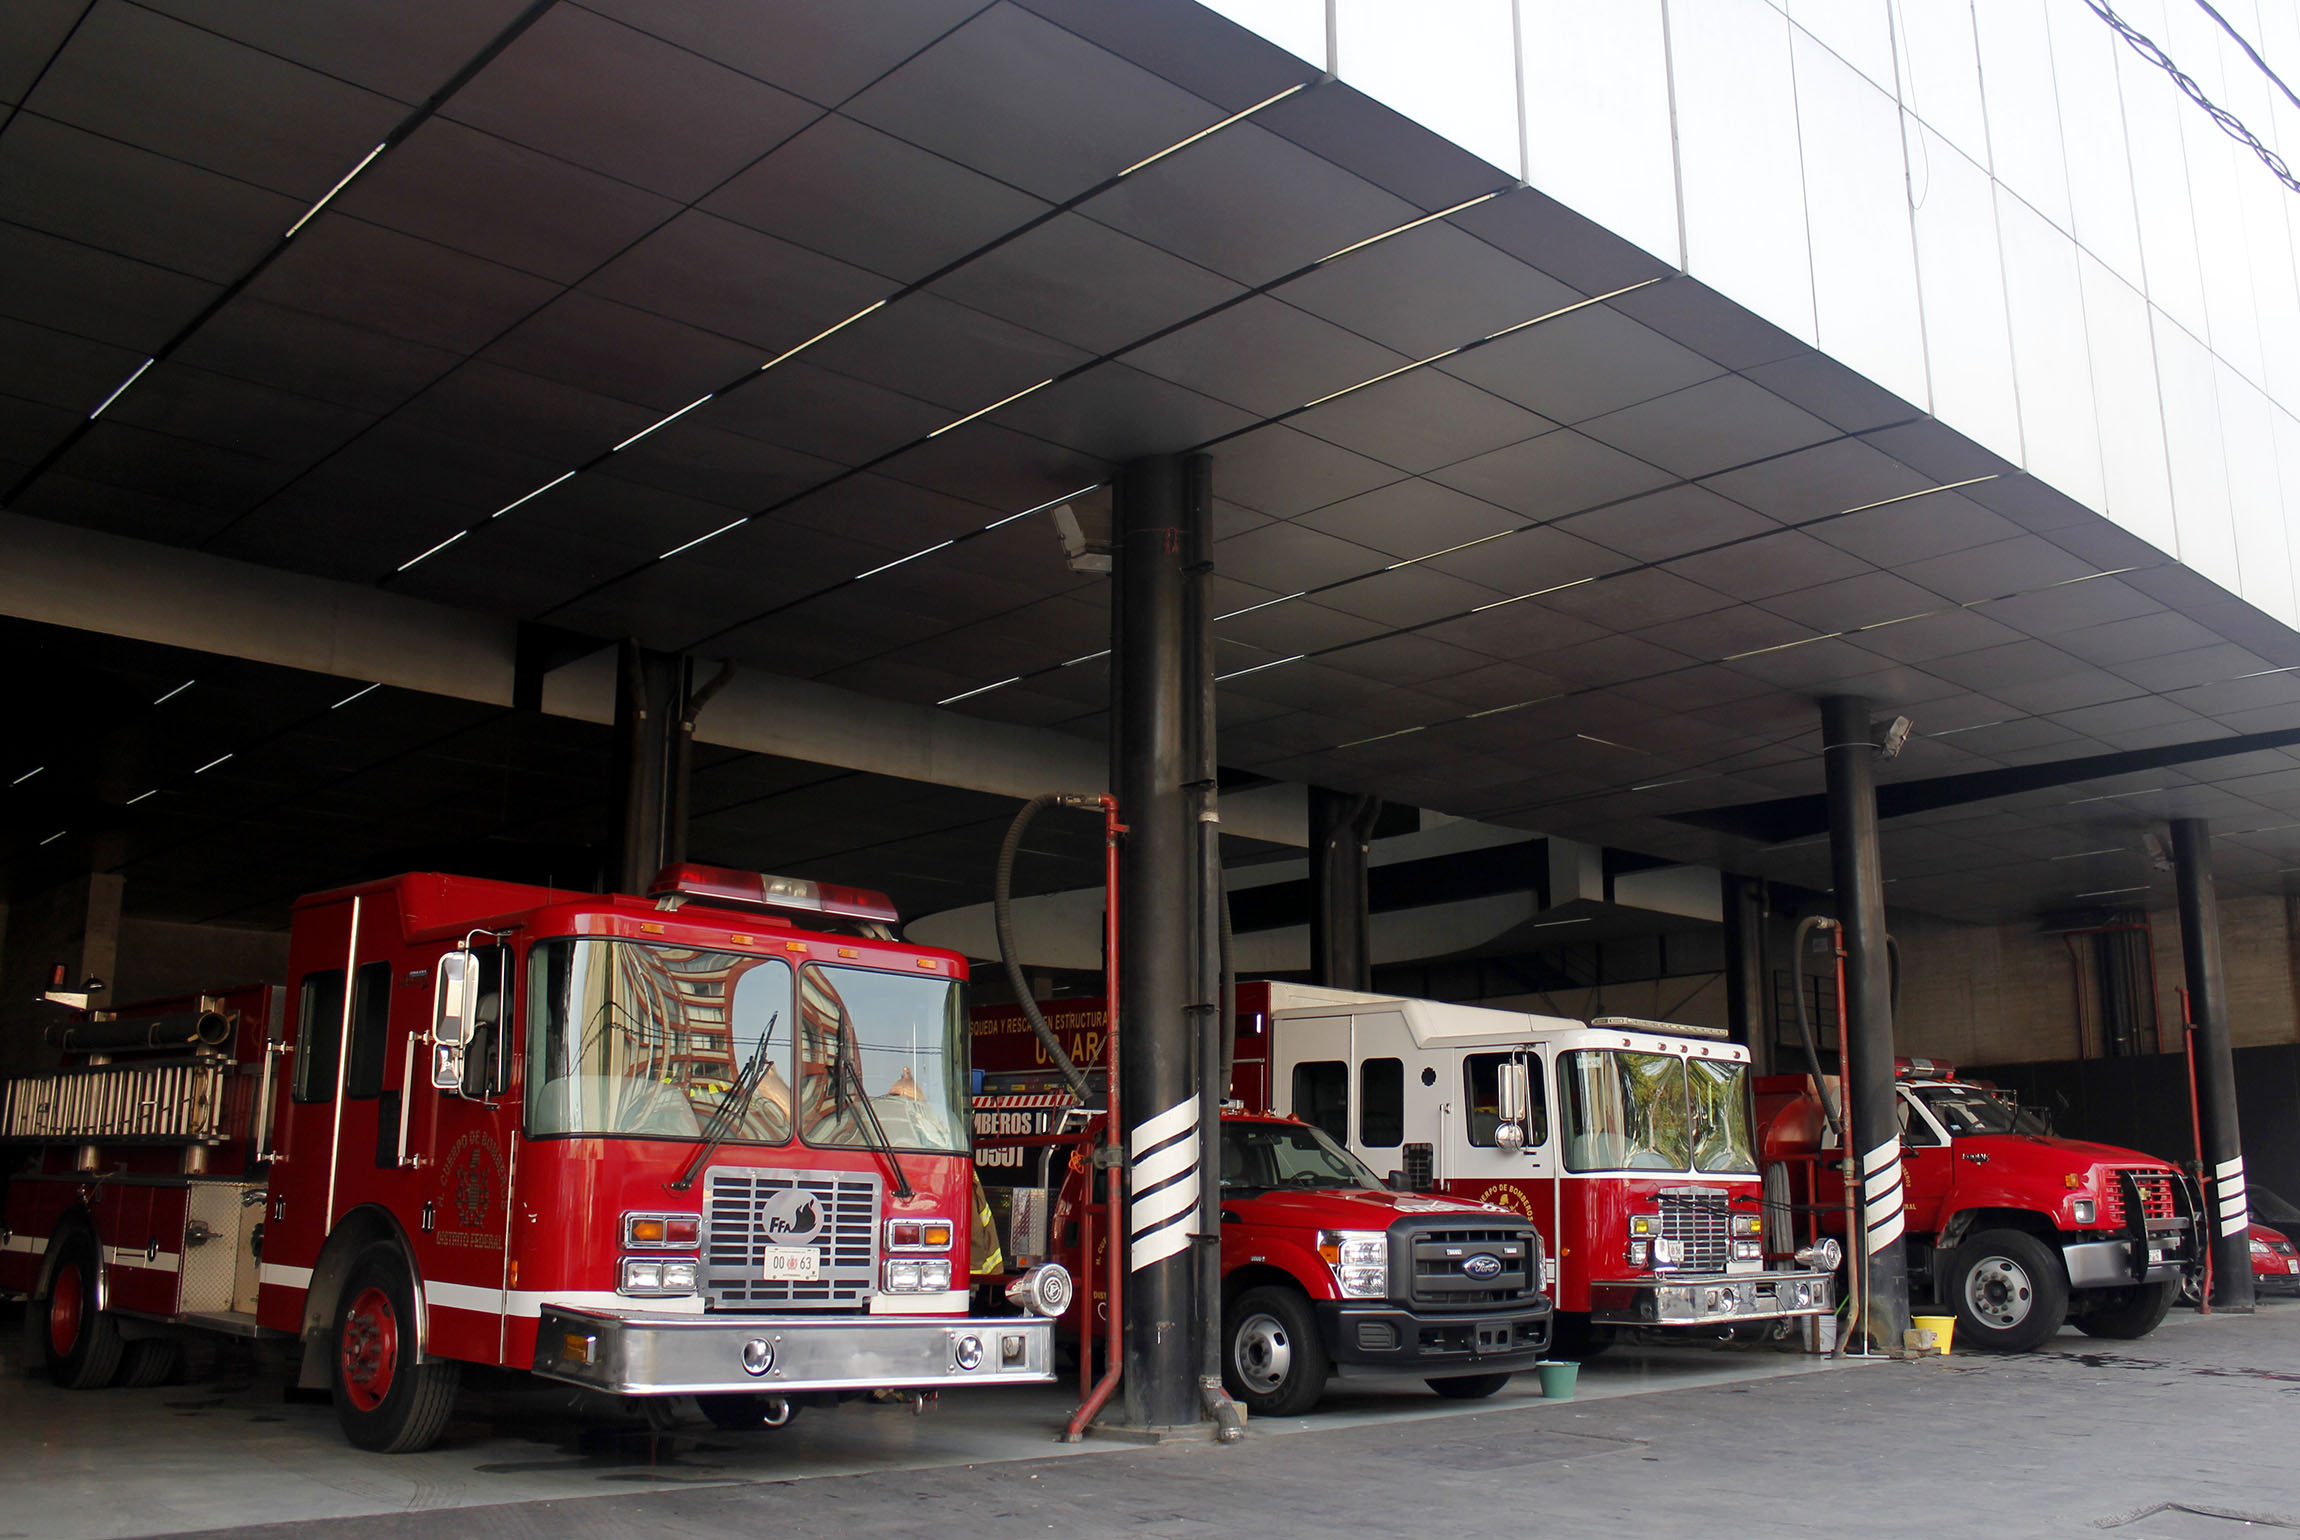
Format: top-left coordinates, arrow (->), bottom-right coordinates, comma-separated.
0,513 -> 1310,845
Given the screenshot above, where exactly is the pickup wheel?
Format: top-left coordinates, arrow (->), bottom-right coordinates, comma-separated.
1947,1228 -> 2068,1353
1426,1372 -> 1513,1400
40,1233 -> 124,1390
1222,1286 -> 1329,1417
2075,1280 -> 2177,1340
331,1246 -> 461,1452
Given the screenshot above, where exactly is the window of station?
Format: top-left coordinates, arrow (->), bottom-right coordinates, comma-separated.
294,960 -> 391,1102
1359,1057 -> 1404,1148
1465,1053 -> 1547,1147
1292,1060 -> 1347,1145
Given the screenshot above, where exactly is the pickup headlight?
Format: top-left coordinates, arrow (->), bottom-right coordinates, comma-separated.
1317,1230 -> 1389,1299
2071,1199 -> 2097,1226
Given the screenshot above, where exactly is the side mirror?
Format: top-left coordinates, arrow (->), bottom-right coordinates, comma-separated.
1495,1120 -> 1526,1156
431,1041 -> 465,1092
1496,1058 -> 1535,1156
433,949 -> 477,1048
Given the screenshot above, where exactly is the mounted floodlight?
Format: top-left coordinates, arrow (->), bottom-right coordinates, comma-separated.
2143,831 -> 2174,872
647,863 -> 900,926
1590,1016 -> 1732,1041
1872,715 -> 1914,759
1050,503 -> 1111,574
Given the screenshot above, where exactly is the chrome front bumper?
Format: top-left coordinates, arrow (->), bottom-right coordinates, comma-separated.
533,1304 -> 1057,1396
1588,1269 -> 1835,1327
2063,1239 -> 2187,1290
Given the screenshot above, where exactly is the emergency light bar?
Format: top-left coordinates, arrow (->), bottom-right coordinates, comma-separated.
647,863 -> 900,925
1589,1016 -> 1732,1041
1894,1056 -> 1955,1080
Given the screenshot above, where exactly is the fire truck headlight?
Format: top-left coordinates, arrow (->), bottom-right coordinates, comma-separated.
1627,1238 -> 1652,1268
619,1257 -> 698,1296
1730,1213 -> 1763,1238
623,1212 -> 701,1249
1731,1239 -> 1762,1262
1316,1231 -> 1389,1299
1650,1237 -> 1683,1269
1628,1214 -> 1659,1237
885,1260 -> 922,1292
887,1218 -> 956,1252
2071,1199 -> 2097,1226
882,1258 -> 954,1294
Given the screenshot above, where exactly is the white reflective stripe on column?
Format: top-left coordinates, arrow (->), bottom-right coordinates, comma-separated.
2215,1155 -> 2245,1182
1130,1095 -> 1201,1272
1862,1138 -> 1903,1254
1862,1139 -> 1899,1178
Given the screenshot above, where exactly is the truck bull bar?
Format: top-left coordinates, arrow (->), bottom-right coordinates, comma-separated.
1587,1267 -> 1835,1328
533,1303 -> 1056,1396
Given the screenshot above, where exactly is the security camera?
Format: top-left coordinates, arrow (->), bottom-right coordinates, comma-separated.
1871,715 -> 1914,759
1050,504 -> 1111,574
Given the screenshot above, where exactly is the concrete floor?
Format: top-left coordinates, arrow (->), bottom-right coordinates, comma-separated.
10,1304 -> 2300,1539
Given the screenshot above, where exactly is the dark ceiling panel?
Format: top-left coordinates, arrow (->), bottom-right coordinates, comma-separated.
927,210 -> 1244,355
100,360 -> 369,472
0,114 -> 301,284
479,291 -> 764,412
991,363 -> 1256,462
0,0 -> 83,105
873,425 -> 1110,518
26,1 -> 404,198
701,361 -> 946,467
843,2 -> 1214,202
171,297 -> 460,415
584,0 -> 987,107
209,480 -> 480,583
332,117 -> 680,285
131,0 -> 534,103
1286,366 -> 1552,476
1253,78 -> 1512,213
1575,374 -> 1838,480
1279,221 -> 1580,358
1437,302 -> 1725,426
800,288 -> 1090,414
1126,295 -> 1405,418
442,4 -> 821,202
393,357 -> 655,467
704,112 -> 1049,285
600,424 -> 843,513
1424,427 -> 1672,521
1564,483 -> 1775,563
1311,563 -> 1508,630
1012,0 -> 1317,113
0,221 -> 220,353
242,215 -> 560,354
0,392 -> 79,471
514,471 -> 749,557
584,210 -> 888,353
10,468 -> 231,547
46,419 -> 297,525
0,315 -> 147,415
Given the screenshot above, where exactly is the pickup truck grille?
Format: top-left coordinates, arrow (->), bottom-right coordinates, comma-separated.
2102,1169 -> 2178,1228
702,1167 -> 879,1310
1404,1225 -> 1538,1306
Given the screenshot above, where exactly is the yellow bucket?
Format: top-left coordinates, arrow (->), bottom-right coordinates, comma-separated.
1910,1314 -> 1956,1355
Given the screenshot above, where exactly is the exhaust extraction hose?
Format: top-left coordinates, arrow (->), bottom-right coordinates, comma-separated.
1791,915 -> 1844,1143
994,793 -> 1099,1104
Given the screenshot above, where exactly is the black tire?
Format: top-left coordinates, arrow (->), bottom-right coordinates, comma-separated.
1547,1312 -> 1614,1360
115,1338 -> 184,1388
1222,1286 -> 1329,1417
697,1394 -> 798,1431
330,1245 -> 460,1453
40,1232 -> 123,1390
2076,1280 -> 2178,1340
1946,1228 -> 2069,1353
1426,1372 -> 1513,1400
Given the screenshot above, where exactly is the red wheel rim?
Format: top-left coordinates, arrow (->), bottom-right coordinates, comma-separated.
49,1261 -> 83,1357
339,1285 -> 398,1411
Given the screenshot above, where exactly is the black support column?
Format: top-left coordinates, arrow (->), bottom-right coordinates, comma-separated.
1308,788 -> 1379,991
607,641 -> 685,893
1721,873 -> 1771,1075
2171,818 -> 2255,1310
1820,695 -> 1911,1347
1111,455 -> 1204,1428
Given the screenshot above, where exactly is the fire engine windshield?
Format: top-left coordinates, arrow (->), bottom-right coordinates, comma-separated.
527,940 -> 796,1142
1560,1050 -> 1758,1175
793,963 -> 967,1155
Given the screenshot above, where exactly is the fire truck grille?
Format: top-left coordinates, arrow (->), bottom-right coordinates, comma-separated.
1659,1203 -> 1729,1273
2103,1170 -> 2179,1228
702,1167 -> 880,1310
1404,1226 -> 1539,1306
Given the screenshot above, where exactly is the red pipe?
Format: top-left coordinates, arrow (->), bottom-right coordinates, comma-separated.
1829,923 -> 1861,1358
1066,795 -> 1126,1441
2179,987 -> 2212,1314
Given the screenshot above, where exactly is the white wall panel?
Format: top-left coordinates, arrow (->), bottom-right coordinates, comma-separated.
1196,0 -> 1327,67
1519,0 -> 1680,264
1333,0 -> 1522,177
2113,1 -> 2211,339
1997,187 -> 2105,512
2155,313 -> 2239,589
1794,34 -> 1927,408
2078,252 -> 2176,553
2221,364 -> 2295,627
1974,0 -> 2073,234
1908,124 -> 2022,464
2045,0 -> 2144,285
1891,0 -> 1990,165
1787,0 -> 1894,90
1667,0 -> 1816,344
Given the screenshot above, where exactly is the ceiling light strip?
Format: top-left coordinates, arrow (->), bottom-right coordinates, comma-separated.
926,378 -> 1054,439
39,830 -> 65,846
152,679 -> 195,706
396,529 -> 468,572
194,753 -> 234,774
1119,83 -> 1308,176
1217,654 -> 1306,681
854,539 -> 957,581
937,675 -> 1024,706
11,766 -> 42,785
87,358 -> 154,421
611,393 -> 717,453
284,140 -> 388,240
125,789 -> 158,805
756,300 -> 888,375
657,517 -> 751,563
1312,191 -> 1504,266
330,682 -> 382,710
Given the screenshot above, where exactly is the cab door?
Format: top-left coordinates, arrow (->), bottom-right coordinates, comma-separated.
1895,1088 -> 1955,1234
1268,1013 -> 1352,1144
406,942 -> 520,1365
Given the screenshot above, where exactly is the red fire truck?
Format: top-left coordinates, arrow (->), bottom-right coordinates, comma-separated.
975,983 -> 1833,1357
1757,1061 -> 2199,1351
1,865 -> 1063,1452
973,1102 -> 1551,1415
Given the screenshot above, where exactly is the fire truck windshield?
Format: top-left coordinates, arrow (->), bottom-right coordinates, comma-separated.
1558,1050 -> 1758,1175
526,940 -> 966,1153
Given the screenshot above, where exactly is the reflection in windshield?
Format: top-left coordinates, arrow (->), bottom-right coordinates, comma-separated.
1910,1082 -> 2047,1138
1561,1050 -> 1757,1174
1221,1121 -> 1383,1192
795,964 -> 965,1154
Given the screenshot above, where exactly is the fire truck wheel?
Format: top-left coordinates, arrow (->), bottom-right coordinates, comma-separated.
1222,1287 -> 1329,1418
331,1247 -> 461,1453
114,1339 -> 184,1388
696,1394 -> 799,1431
1425,1372 -> 1513,1400
2074,1280 -> 2177,1340
1947,1228 -> 2069,1353
40,1234 -> 124,1391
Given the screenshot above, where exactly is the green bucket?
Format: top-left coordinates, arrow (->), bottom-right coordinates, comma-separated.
1535,1360 -> 1579,1400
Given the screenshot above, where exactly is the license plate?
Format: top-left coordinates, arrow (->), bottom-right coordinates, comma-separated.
762,1246 -> 819,1281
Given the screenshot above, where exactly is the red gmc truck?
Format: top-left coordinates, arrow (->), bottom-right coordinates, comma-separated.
1758,1062 -> 2201,1351
974,1103 -> 1553,1415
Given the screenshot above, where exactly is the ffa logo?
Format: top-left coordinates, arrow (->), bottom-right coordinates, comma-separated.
758,1189 -> 824,1245
1477,1183 -> 1537,1219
